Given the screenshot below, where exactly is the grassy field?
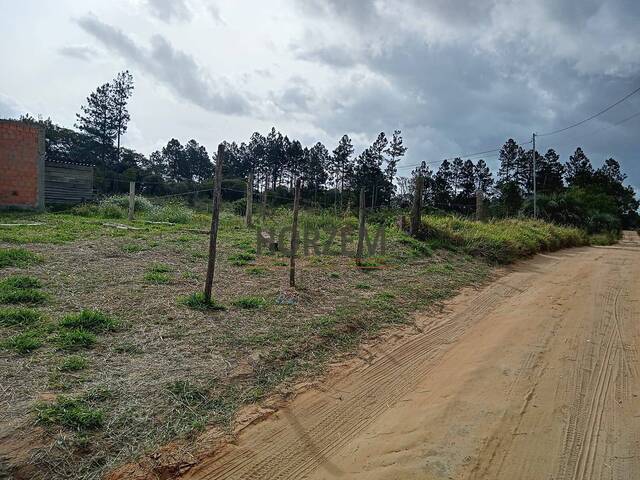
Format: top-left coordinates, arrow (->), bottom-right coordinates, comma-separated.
0,202 -> 601,479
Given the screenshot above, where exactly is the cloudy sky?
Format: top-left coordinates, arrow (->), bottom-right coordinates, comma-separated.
1,0 -> 639,188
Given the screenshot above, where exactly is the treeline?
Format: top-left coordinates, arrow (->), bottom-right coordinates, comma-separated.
15,71 -> 639,231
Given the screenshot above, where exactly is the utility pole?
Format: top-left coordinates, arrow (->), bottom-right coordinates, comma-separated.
532,132 -> 537,219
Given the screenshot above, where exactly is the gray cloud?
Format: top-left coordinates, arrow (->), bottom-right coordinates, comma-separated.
270,76 -> 316,113
146,0 -> 192,23
207,3 -> 226,25
292,0 -> 640,185
58,45 -> 99,61
77,14 -> 250,115
0,93 -> 23,119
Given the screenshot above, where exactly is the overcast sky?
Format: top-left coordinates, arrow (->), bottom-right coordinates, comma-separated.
1,0 -> 639,188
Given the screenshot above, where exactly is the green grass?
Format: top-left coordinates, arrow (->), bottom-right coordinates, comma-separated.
144,263 -> 173,284
232,296 -> 268,309
144,271 -> 171,284
2,330 -> 43,354
58,355 -> 88,372
0,288 -> 47,305
0,275 -> 42,289
56,329 -> 97,351
0,306 -> 42,326
421,215 -> 589,263
247,266 -> 267,275
179,292 -> 226,311
0,248 -> 42,268
58,310 -> 117,332
35,396 -> 104,430
228,252 -> 256,266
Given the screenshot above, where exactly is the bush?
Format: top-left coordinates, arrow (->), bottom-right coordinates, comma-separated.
231,198 -> 247,216
148,203 -> 193,224
100,195 -> 154,213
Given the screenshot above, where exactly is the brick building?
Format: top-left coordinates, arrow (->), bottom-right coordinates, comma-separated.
0,119 -> 45,209
0,119 -> 94,209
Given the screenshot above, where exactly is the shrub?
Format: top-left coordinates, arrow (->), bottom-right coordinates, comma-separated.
59,310 -> 117,332
148,203 -> 193,224
100,195 -> 154,213
0,307 -> 42,326
56,329 -> 97,350
35,396 -> 104,430
2,330 -> 43,354
179,292 -> 226,311
231,198 -> 247,217
0,248 -> 42,268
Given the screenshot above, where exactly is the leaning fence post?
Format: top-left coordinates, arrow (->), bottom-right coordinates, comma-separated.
356,187 -> 366,265
203,144 -> 225,303
128,181 -> 136,221
410,175 -> 424,237
245,171 -> 253,227
289,178 -> 301,287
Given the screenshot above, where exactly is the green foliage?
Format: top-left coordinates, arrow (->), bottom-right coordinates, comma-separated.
0,307 -> 42,326
422,215 -> 588,263
100,195 -> 154,213
35,396 -> 104,430
56,329 -> 97,350
144,271 -> 171,284
232,296 -> 267,309
59,355 -> 88,372
147,203 -> 193,224
59,310 -> 117,332
179,292 -> 226,311
0,287 -> 47,305
2,330 -> 43,354
0,248 -> 42,268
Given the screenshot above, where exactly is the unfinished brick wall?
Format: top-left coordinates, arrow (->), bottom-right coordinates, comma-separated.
0,120 -> 45,209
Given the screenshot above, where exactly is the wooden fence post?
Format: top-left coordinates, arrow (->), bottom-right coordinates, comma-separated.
203,144 -> 225,303
289,178 -> 302,288
356,187 -> 366,265
410,175 -> 424,237
245,171 -> 253,227
262,174 -> 268,221
476,189 -> 485,221
128,181 -> 135,221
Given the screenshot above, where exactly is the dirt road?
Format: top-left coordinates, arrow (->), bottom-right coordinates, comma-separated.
180,231 -> 640,480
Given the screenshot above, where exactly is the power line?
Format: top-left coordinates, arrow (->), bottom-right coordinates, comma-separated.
537,84 -> 640,138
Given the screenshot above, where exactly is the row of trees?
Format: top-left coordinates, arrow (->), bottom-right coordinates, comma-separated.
15,72 -> 639,230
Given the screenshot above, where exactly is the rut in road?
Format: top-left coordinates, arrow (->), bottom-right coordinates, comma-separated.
183,275 -> 537,479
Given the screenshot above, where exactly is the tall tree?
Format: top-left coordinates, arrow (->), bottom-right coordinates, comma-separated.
565,147 -> 594,187
537,149 -> 565,194
474,159 -> 494,194
110,71 -> 134,163
185,139 -> 213,182
332,134 -> 354,206
75,81 -> 116,165
498,138 -> 519,184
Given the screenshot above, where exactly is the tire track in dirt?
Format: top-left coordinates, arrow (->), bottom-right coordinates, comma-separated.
183,277 -> 540,479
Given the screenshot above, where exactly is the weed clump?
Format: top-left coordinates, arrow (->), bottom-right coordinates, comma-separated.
0,306 -> 42,326
35,396 -> 104,430
2,330 -> 43,354
56,329 -> 97,351
59,355 -> 88,372
0,275 -> 47,305
179,292 -> 226,311
232,296 -> 267,309
59,310 -> 117,332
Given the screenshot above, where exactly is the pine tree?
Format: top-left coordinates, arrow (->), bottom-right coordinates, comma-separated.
433,159 -> 453,209
385,130 -> 407,184
75,82 -> 116,165
565,147 -> 594,187
498,139 -> 519,183
185,139 -> 212,182
451,157 -> 464,194
537,149 -> 564,194
474,159 -> 493,194
111,71 -> 134,163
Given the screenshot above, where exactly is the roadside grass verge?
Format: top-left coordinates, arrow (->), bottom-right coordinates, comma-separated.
421,216 -> 589,263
